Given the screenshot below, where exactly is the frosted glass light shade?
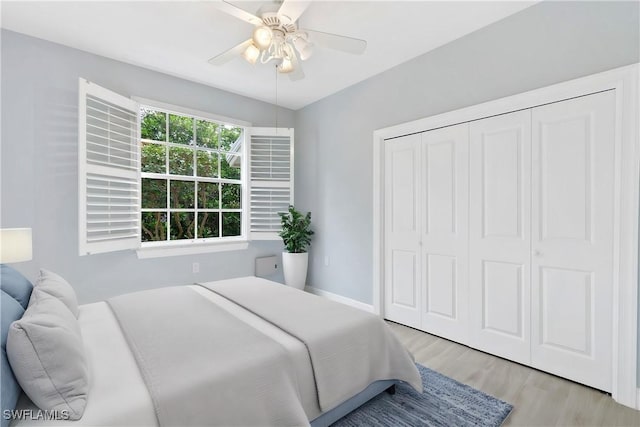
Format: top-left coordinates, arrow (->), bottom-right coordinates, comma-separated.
242,44 -> 260,65
252,26 -> 273,50
292,37 -> 313,61
298,44 -> 313,61
0,228 -> 33,263
278,57 -> 294,73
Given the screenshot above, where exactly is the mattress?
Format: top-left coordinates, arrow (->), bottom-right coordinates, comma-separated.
12,285 -> 321,426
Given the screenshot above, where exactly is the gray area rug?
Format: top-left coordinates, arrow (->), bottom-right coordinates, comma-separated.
332,364 -> 513,427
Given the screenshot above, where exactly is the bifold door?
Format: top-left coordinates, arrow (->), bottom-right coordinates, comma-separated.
420,125 -> 469,343
469,110 -> 532,365
530,91 -> 615,391
384,134 -> 422,327
384,126 -> 469,341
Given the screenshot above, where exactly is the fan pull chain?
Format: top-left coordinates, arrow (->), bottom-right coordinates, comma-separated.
275,64 -> 279,130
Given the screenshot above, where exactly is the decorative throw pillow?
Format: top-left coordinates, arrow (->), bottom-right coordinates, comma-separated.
7,291 -> 88,420
1,265 -> 34,427
31,269 -> 79,318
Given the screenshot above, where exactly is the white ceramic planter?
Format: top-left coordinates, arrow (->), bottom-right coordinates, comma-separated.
282,252 -> 308,290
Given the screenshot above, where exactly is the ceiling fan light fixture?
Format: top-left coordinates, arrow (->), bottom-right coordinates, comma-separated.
242,43 -> 260,65
298,43 -> 313,61
292,35 -> 313,61
278,57 -> 294,74
252,25 -> 273,50
210,0 -> 366,81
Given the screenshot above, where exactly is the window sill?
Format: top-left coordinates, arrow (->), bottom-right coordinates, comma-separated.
136,240 -> 249,259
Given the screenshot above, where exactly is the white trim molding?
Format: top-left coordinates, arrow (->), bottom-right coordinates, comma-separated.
132,96 -> 251,127
136,241 -> 249,259
305,286 -> 374,313
372,63 -> 639,408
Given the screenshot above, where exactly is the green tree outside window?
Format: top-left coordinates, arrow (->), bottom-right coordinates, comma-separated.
140,108 -> 243,242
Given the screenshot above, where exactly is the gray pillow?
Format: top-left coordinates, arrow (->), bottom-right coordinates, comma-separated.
32,269 -> 79,318
7,290 -> 88,420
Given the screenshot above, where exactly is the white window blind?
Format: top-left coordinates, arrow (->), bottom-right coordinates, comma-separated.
247,127 -> 294,240
78,78 -> 140,255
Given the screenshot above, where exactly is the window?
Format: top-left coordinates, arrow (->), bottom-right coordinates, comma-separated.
139,107 -> 245,245
78,79 -> 293,256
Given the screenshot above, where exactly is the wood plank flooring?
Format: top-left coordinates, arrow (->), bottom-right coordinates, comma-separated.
387,321 -> 640,427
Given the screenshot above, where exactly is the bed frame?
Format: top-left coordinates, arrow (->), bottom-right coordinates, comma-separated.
310,381 -> 397,426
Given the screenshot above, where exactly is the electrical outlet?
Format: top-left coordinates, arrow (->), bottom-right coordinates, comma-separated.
192,262 -> 199,273
324,256 -> 330,267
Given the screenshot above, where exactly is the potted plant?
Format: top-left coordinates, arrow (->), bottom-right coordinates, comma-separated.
278,205 -> 314,289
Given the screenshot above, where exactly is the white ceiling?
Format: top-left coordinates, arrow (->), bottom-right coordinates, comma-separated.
1,1 -> 536,110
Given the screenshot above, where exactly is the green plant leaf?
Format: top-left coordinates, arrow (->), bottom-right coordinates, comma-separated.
279,205 -> 314,253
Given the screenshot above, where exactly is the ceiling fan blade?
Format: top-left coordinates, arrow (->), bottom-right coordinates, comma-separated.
208,39 -> 253,65
278,0 -> 312,23
289,52 -> 305,81
214,1 -> 263,26
302,29 -> 367,55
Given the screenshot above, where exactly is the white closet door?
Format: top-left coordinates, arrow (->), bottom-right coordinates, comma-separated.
384,134 -> 422,327
469,110 -> 532,365
420,124 -> 469,343
530,91 -> 615,391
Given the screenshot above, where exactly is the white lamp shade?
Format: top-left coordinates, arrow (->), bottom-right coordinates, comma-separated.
242,43 -> 260,65
0,228 -> 33,263
293,37 -> 313,61
278,57 -> 294,73
252,26 -> 273,50
298,44 -> 313,61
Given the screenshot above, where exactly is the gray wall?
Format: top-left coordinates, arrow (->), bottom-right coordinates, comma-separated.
1,30 -> 293,303
295,0 -> 639,384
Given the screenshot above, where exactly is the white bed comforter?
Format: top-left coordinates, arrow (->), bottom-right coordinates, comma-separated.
108,286 -> 310,427
201,277 -> 422,412
12,277 -> 420,427
13,285 -> 321,427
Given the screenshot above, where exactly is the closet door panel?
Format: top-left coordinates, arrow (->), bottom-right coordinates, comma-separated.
425,141 -> 456,236
469,110 -> 531,364
482,260 -> 525,337
482,135 -> 522,239
425,254 -> 457,319
420,123 -> 469,343
531,91 -> 615,392
384,134 -> 422,327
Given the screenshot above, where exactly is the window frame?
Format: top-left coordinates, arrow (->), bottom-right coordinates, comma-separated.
134,97 -> 251,251
79,83 -> 291,259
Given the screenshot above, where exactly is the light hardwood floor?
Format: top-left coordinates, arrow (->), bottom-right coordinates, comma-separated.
387,321 -> 640,427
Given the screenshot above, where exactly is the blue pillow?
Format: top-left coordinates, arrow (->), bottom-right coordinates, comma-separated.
0,265 -> 32,309
1,265 -> 33,427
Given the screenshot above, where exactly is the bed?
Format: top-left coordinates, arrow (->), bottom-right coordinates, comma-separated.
1,266 -> 422,427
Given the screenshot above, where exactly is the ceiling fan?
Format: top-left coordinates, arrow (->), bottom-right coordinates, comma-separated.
208,0 -> 367,81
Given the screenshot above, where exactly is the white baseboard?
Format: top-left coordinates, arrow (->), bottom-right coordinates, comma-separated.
304,286 -> 374,313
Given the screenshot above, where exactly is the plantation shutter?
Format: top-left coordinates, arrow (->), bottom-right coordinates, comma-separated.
78,78 -> 140,255
247,127 -> 294,240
